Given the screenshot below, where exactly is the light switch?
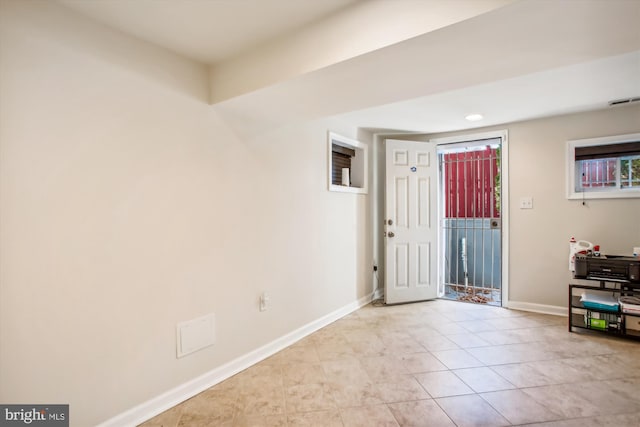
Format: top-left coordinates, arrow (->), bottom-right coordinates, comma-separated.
519,197 -> 533,209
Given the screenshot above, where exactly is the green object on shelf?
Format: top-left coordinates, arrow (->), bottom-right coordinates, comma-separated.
588,318 -> 607,330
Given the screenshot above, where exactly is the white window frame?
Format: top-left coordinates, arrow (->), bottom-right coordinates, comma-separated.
566,132 -> 640,200
328,132 -> 368,194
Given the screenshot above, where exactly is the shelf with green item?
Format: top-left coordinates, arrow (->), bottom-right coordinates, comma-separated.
570,307 -> 622,333
568,282 -> 640,340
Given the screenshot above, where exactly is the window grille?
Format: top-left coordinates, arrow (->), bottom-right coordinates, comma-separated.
575,141 -> 640,190
567,134 -> 640,199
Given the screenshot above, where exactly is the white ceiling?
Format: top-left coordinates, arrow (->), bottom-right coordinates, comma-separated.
338,51 -> 640,134
212,0 -> 640,137
56,0 -> 640,137
58,0 -> 362,63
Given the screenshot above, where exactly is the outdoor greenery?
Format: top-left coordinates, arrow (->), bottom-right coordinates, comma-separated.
620,156 -> 640,187
494,146 -> 501,213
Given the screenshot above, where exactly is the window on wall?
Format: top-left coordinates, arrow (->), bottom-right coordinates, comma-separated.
578,156 -> 640,190
621,157 -> 640,188
567,133 -> 640,199
331,145 -> 355,186
328,132 -> 368,194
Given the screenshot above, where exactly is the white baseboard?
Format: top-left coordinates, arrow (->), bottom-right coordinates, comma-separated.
506,300 -> 567,317
372,287 -> 384,301
97,292 -> 375,427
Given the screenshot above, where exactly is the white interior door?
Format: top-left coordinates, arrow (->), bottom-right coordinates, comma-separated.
384,139 -> 438,304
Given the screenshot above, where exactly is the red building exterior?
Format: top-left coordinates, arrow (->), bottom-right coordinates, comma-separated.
443,147 -> 500,219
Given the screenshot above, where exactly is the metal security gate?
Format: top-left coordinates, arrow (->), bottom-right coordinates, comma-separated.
439,138 -> 502,305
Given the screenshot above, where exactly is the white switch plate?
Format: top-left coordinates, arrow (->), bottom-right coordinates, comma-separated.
260,292 -> 270,311
519,196 -> 533,209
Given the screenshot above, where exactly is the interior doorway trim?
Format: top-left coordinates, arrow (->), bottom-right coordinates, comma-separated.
430,130 -> 510,308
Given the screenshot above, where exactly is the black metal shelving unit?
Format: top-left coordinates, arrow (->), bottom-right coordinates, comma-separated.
569,281 -> 640,340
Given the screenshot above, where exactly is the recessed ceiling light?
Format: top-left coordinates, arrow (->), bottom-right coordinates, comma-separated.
465,113 -> 484,121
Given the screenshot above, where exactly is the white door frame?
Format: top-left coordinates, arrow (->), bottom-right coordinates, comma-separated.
430,130 -> 510,308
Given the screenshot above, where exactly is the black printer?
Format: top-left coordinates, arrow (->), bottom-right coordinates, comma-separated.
574,254 -> 640,285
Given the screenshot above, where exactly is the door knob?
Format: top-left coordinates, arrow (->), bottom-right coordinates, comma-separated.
388,232 -> 395,238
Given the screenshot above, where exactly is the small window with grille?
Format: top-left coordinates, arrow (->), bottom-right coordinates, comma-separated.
567,133 -> 640,199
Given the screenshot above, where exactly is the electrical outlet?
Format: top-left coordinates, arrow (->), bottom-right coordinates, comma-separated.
259,292 -> 270,312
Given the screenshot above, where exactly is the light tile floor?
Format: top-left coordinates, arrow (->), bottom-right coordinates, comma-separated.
140,299 -> 640,427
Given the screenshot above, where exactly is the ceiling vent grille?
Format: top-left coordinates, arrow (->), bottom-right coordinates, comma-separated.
608,97 -> 640,107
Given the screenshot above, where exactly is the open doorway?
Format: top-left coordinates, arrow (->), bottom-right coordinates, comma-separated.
437,136 -> 504,306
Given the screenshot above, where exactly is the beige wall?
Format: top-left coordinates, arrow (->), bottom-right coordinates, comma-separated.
2,1 -> 638,425
426,106 -> 640,308
0,2 -> 371,425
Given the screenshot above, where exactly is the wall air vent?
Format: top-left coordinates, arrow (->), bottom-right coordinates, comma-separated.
608,97 -> 640,107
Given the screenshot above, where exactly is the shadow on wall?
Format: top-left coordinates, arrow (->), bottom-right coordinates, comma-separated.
355,129 -> 375,300
1,0 -> 210,103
